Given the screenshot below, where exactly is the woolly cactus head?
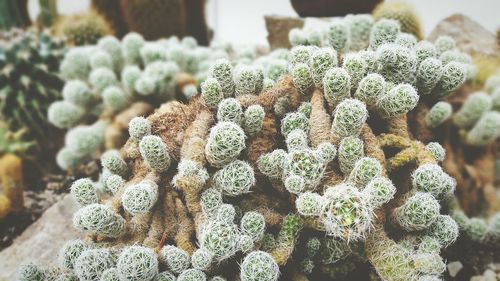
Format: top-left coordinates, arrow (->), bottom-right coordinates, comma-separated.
306,237 -> 321,257
289,46 -> 312,65
191,249 -> 213,270
234,65 -> 263,96
70,178 -> 98,206
296,192 -> 324,216
62,80 -> 93,107
100,268 -> 120,281
364,176 -> 396,208
239,234 -> 255,253
128,116 -> 151,141
73,203 -> 125,237
425,142 -> 446,162
209,59 -> 235,97
121,32 -> 145,65
453,92 -> 492,129
414,41 -> 438,63
416,58 -> 442,95
346,14 -> 374,51
257,149 -> 287,179
326,21 -> 351,53
240,211 -> 266,241
465,111 -> 500,146
200,188 -> 223,216
376,43 -> 417,84
412,164 -> 455,197
431,61 -> 467,97
217,203 -> 237,223
160,245 -> 190,274
201,220 -> 240,261
332,99 -> 368,137
105,174 -> 125,194
465,218 -> 488,242
281,112 -> 309,137
412,253 -> 446,275
156,271 -> 176,281
425,101 -> 452,128
289,28 -> 307,46
425,215 -> 459,248
315,142 -> 337,163
243,104 -> 265,135
102,86 -> 130,111
89,67 -> 118,94
59,240 -> 89,269
60,48 -> 91,80
348,157 -> 383,187
391,192 -> 440,231
97,36 -> 123,72
240,251 -> 279,281
292,63 -> 313,95
338,136 -> 364,173
122,180 -> 158,215
139,135 -> 171,171
355,73 -> 386,106
116,246 -> 158,281
310,47 -> 338,87
395,33 -> 417,48
122,65 -> 142,94
18,262 -> 45,281
283,148 -> 325,193
321,184 -> 372,240
205,122 -> 246,167
74,249 -> 114,281
48,101 -> 85,129
177,269 -> 207,281
217,98 -> 243,124
285,129 -> 308,151
377,84 -> 419,118
434,36 -> 456,54
101,150 -> 128,176
342,53 -> 367,88
370,19 -> 400,49
323,67 -> 351,105
89,50 -> 113,70
201,78 -> 224,108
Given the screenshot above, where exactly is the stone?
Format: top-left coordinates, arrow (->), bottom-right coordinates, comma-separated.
447,260 -> 463,277
0,194 -> 81,280
265,15 -> 304,50
427,14 -> 500,57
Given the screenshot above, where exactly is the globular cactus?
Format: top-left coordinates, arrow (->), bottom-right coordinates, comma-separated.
346,14 -> 374,51
342,53 -> 367,89
425,101 -> 453,128
257,149 -> 287,179
139,135 -> 171,171
59,240 -> 89,269
369,19 -> 400,49
209,59 -> 235,97
391,192 -> 440,231
296,192 -> 324,216
453,92 -> 492,129
310,47 -> 338,88
425,215 -> 459,248
240,251 -> 279,281
242,105 -> 265,135
364,176 -> 396,208
355,73 -> 386,107
74,249 -> 114,281
73,203 -> 125,237
323,67 -> 351,105
412,164 -> 455,197
338,136 -> 364,173
128,116 -> 151,141
116,246 -> 158,281
160,246 -> 191,274
240,212 -> 266,241
177,269 -> 207,281
205,122 -> 246,167
55,10 -> 112,46
201,220 -> 240,261
213,160 -> 255,196
376,43 -> 417,84
465,111 -> 500,146
217,98 -> 243,124
348,157 -> 383,187
332,99 -> 368,137
70,178 -> 98,206
201,78 -> 224,109
326,20 -> 351,54
425,142 -> 446,162
292,63 -> 313,95
377,84 -> 419,118
191,249 -> 213,270
320,184 -> 372,240
122,180 -> 159,215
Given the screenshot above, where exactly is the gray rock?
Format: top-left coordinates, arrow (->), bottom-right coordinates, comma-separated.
428,14 -> 500,57
0,194 -> 81,280
265,15 -> 304,50
447,260 -> 463,277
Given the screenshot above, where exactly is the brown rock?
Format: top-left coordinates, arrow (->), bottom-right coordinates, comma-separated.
265,15 -> 304,50
428,14 -> 500,57
0,194 -> 81,280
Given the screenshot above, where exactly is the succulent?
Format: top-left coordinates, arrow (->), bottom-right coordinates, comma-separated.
373,1 -> 423,39
55,10 -> 112,46
240,251 -> 279,281
116,246 -> 158,281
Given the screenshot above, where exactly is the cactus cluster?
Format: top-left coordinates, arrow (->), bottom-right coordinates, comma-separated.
19,13 -> 499,281
48,33 -> 255,170
0,28 -> 66,147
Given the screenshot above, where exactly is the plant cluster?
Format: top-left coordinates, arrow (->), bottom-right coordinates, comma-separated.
19,13 -> 499,281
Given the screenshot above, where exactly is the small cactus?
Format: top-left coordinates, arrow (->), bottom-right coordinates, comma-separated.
240,251 -> 279,281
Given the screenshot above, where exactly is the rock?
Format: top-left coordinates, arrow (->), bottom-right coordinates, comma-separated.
0,194 -> 81,280
483,269 -> 496,281
265,15 -> 305,50
447,261 -> 464,277
428,14 -> 500,57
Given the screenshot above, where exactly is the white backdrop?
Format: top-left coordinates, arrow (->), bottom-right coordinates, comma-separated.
28,0 -> 499,45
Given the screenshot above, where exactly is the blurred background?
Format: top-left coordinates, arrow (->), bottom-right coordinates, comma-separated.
26,0 -> 499,45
